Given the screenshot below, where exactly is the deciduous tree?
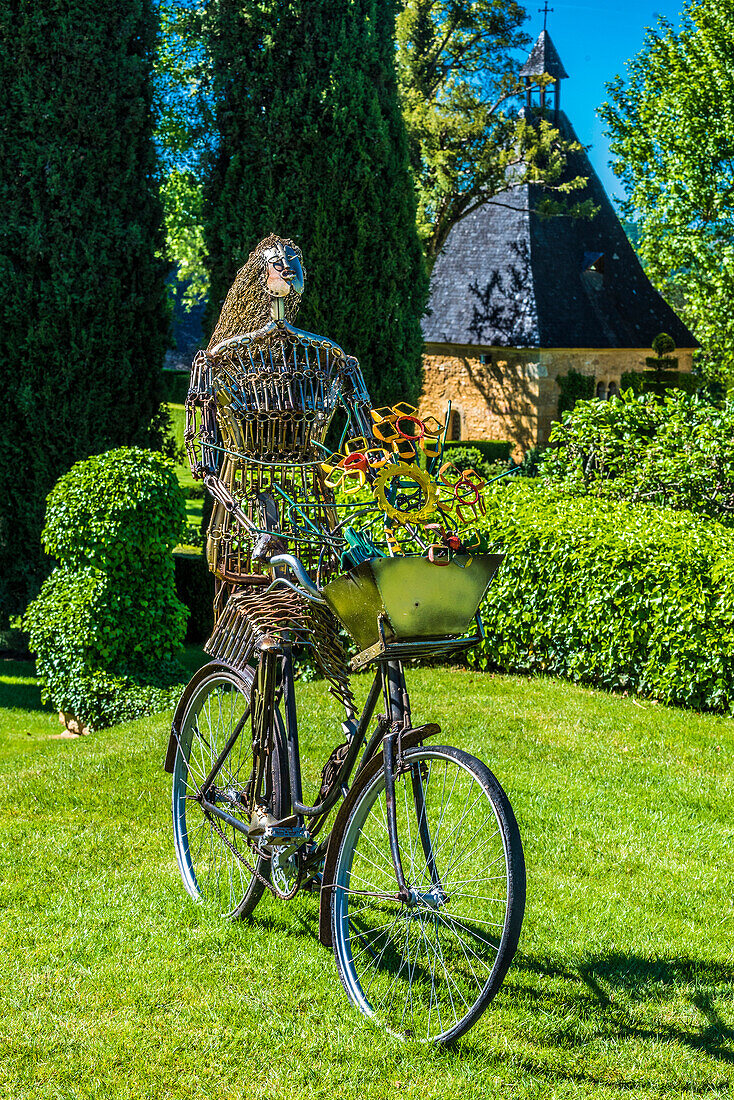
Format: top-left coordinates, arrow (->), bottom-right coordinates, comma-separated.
600,0 -> 734,378
396,0 -> 589,266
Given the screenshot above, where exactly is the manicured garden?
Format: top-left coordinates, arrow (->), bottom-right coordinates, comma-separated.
1,656 -> 732,1099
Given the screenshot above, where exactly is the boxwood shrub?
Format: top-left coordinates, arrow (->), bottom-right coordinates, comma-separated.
24,448 -> 189,729
471,481 -> 734,712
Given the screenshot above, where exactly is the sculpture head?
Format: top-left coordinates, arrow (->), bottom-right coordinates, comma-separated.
263,240 -> 305,299
208,234 -> 306,349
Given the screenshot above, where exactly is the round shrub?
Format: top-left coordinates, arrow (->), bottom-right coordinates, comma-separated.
43,447 -> 186,568
24,448 -> 189,730
442,446 -> 499,482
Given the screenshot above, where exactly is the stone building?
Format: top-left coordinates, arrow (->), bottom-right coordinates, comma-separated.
418,30 -> 697,456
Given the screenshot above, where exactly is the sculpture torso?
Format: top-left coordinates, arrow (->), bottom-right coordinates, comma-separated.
212,327 -> 352,463
191,320 -> 370,587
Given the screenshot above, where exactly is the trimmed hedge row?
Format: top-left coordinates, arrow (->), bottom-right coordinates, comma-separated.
443,439 -> 511,463
471,481 -> 734,712
162,371 -> 190,406
174,551 -> 215,643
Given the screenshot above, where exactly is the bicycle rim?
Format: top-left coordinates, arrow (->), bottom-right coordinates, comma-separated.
331,745 -> 524,1044
172,668 -> 277,918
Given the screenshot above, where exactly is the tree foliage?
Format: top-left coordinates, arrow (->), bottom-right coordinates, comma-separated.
396,0 -> 591,265
540,389 -> 734,525
155,0 -> 211,307
0,0 -> 169,623
202,0 -> 428,406
600,0 -> 734,378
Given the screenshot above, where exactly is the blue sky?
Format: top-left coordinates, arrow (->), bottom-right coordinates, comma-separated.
525,0 -> 684,205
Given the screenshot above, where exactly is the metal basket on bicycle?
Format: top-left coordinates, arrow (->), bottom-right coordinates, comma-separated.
322,552 -> 504,670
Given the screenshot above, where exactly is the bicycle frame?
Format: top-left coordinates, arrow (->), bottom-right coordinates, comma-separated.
195,641 -> 424,898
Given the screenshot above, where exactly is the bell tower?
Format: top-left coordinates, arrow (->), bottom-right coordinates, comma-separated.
519,25 -> 568,119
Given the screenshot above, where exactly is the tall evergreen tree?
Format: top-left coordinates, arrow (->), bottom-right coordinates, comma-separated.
203,0 -> 428,407
0,0 -> 169,624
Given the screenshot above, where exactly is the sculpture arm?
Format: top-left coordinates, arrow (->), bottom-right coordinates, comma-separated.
340,354 -> 374,439
184,351 -> 219,480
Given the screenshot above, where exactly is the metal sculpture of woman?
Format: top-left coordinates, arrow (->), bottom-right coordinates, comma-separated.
185,235 -> 372,716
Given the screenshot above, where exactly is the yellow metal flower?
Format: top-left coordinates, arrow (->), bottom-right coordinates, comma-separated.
373,463 -> 437,526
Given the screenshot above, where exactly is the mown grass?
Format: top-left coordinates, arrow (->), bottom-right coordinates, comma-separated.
0,660 -> 732,1099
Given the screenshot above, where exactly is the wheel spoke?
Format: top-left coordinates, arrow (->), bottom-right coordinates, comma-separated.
172,667 -> 284,920
332,745 -> 523,1044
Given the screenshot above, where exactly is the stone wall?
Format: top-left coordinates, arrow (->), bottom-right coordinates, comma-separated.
419,344 -> 696,458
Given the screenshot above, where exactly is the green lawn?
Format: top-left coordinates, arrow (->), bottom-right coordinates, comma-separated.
0,660 -> 732,1099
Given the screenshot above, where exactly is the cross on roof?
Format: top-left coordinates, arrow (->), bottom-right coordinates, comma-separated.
538,2 -> 553,30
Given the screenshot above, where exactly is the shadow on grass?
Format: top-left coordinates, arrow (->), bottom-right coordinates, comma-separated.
241,902 -> 734,1088
478,951 -> 734,1090
0,663 -> 49,713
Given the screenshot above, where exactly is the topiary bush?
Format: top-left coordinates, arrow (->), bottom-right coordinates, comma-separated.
24,448 -> 189,730
469,480 -> 734,712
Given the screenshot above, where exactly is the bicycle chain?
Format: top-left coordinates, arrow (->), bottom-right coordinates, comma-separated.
203,807 -> 279,897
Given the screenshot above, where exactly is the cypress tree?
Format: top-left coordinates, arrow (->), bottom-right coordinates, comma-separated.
0,0 -> 169,624
203,0 -> 428,408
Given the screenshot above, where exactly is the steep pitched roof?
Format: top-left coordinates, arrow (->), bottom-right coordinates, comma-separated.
422,113 -> 697,351
519,30 -> 568,80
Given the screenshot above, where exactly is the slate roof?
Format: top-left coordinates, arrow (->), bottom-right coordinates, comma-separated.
422,112 -> 697,351
519,30 -> 568,80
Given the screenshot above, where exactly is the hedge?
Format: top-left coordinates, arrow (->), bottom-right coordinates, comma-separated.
443,440 -> 512,464
470,481 -> 734,712
162,371 -> 190,406
174,551 -> 215,643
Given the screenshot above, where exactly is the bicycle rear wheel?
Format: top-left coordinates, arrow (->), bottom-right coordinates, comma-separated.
171,664 -> 287,918
330,744 -> 525,1044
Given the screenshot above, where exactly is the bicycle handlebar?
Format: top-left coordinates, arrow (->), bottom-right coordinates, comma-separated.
269,553 -> 323,601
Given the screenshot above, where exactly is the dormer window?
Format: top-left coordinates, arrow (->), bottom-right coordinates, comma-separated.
582,252 -> 605,291
582,252 -> 605,274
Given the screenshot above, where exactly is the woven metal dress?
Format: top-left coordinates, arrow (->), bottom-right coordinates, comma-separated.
185,237 -> 372,712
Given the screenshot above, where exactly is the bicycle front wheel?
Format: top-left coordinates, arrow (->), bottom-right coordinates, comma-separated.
330,744 -> 525,1044
171,665 -> 287,919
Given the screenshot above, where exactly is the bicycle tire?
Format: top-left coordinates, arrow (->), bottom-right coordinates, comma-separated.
171,662 -> 288,918
330,744 -> 525,1044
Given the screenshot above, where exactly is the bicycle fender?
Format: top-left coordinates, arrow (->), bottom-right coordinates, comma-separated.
163,661 -> 255,773
318,723 -> 440,947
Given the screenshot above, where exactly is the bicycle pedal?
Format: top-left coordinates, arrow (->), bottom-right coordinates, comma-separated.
263,826 -> 309,846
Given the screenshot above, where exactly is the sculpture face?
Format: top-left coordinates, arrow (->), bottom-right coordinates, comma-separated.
263,243 -> 304,298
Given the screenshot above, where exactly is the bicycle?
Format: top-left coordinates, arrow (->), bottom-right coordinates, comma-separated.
164,548 -> 525,1045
